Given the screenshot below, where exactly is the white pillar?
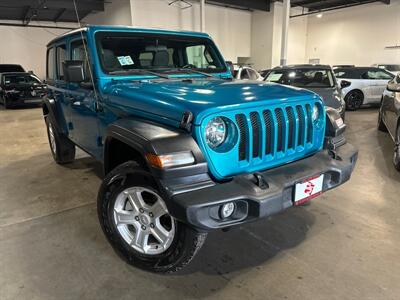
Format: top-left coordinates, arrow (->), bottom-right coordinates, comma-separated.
200,0 -> 205,32
280,0 -> 290,66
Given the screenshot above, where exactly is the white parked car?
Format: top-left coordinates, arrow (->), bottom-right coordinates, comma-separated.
233,65 -> 263,81
373,64 -> 400,76
333,67 -> 394,110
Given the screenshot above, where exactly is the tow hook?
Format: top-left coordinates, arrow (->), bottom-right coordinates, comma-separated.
253,172 -> 269,190
328,149 -> 342,161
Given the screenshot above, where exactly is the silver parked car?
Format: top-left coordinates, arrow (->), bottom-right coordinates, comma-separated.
233,65 -> 263,81
264,65 -> 346,119
334,67 -> 394,111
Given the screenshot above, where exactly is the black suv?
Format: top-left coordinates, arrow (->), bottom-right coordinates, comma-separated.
0,72 -> 47,108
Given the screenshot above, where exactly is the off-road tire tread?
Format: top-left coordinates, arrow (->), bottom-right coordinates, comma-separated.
98,161 -> 207,273
45,116 -> 75,164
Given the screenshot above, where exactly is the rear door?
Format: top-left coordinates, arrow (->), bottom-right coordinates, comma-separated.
362,69 -> 393,103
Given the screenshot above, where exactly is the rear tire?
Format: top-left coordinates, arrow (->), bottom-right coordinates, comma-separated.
97,161 -> 207,273
345,90 -> 364,111
45,116 -> 75,164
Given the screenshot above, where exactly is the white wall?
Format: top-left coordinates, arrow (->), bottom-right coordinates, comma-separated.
251,3 -> 308,70
83,0 -> 132,26
0,21 -> 72,79
130,0 -> 251,62
305,0 -> 400,66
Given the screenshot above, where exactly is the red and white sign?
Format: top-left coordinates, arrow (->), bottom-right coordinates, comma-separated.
294,174 -> 324,205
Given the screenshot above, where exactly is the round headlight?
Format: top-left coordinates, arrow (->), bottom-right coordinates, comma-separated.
205,117 -> 227,149
312,104 -> 320,122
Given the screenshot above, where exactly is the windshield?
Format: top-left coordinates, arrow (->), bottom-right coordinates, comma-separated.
4,74 -> 41,85
95,32 -> 227,76
265,68 -> 335,88
378,65 -> 400,72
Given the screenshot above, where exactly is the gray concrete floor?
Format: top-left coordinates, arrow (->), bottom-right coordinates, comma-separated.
0,106 -> 399,300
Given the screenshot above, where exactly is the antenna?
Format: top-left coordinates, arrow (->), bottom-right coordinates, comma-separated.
72,0 -> 100,107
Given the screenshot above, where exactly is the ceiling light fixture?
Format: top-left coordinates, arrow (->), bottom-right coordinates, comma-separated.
316,13 -> 323,18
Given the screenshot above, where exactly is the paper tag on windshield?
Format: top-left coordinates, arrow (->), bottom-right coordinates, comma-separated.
117,56 -> 134,66
267,73 -> 283,82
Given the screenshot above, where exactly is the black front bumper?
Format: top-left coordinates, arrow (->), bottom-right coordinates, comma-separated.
166,143 -> 358,231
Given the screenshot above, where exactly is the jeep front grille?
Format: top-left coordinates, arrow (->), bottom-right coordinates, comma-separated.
235,104 -> 315,162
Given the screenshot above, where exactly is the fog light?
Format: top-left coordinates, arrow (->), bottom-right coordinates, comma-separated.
220,202 -> 235,219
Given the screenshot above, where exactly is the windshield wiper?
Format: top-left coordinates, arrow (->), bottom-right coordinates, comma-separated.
171,68 -> 216,78
108,69 -> 170,79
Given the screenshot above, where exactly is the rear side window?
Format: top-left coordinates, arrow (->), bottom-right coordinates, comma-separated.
47,47 -> 56,80
362,70 -> 393,80
334,69 -> 362,79
56,45 -> 66,80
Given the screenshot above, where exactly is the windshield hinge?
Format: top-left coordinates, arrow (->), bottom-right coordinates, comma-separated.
179,111 -> 193,132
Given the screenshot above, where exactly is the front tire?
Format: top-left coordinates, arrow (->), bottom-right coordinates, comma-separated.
1,95 -> 9,109
45,116 -> 75,164
97,161 -> 207,273
345,90 -> 364,111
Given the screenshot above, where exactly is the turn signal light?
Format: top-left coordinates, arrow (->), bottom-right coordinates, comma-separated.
146,152 -> 195,169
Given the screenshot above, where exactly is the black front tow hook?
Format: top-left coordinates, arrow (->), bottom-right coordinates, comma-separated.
253,172 -> 269,190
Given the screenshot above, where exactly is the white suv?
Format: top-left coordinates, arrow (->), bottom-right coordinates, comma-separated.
334,67 -> 394,110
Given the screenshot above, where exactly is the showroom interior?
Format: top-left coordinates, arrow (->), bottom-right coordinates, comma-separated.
0,0 -> 399,299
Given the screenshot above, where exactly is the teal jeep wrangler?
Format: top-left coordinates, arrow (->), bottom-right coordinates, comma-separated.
43,25 -> 358,273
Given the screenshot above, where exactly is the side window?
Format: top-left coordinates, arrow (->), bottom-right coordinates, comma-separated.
334,71 -> 346,78
71,39 -> 90,82
56,44 -> 66,80
248,69 -> 259,80
240,69 -> 250,80
47,47 -> 56,80
363,70 -> 393,80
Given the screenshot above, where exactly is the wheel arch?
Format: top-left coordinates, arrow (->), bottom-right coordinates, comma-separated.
42,97 -> 69,135
345,88 -> 364,99
103,119 -> 209,187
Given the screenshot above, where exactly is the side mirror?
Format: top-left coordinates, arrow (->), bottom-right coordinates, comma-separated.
226,61 -> 235,77
387,82 -> 400,92
340,80 -> 351,89
63,60 -> 85,83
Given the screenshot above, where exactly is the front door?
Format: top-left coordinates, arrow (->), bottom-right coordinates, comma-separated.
67,38 -> 103,159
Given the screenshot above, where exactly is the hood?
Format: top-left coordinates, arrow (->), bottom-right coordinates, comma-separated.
104,79 -> 319,126
305,86 -> 341,109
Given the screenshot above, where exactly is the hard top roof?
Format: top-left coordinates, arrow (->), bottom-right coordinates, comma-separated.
47,25 -> 211,47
